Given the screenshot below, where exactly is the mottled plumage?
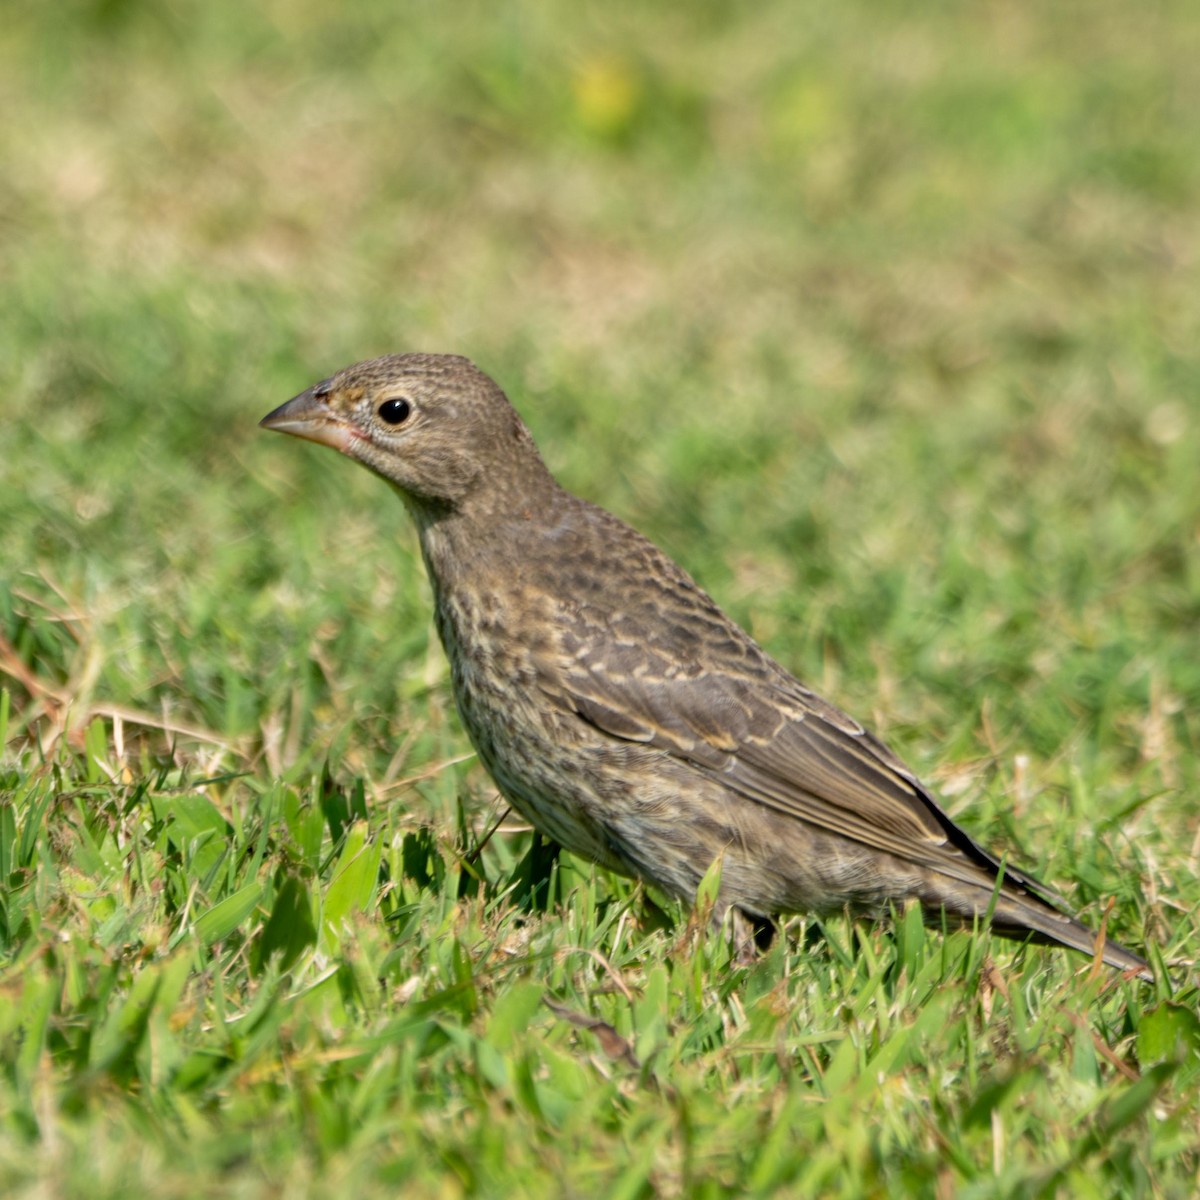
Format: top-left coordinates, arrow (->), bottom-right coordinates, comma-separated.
261,353 -> 1151,979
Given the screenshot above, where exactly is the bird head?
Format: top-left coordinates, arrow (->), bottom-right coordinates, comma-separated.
261,353 -> 552,515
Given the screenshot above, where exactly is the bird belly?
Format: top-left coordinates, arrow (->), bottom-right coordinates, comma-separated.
461,682 -> 931,919
437,586 -> 934,919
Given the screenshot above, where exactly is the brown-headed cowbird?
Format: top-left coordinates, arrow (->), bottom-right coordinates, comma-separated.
262,353 -> 1151,979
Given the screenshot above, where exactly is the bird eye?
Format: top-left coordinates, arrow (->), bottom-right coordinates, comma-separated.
378,398 -> 412,425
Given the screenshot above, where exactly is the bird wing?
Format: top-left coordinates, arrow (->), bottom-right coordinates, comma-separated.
540,603 -> 1056,899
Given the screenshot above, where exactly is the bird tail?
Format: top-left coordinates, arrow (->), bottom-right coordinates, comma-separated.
927,876 -> 1154,982
987,890 -> 1153,981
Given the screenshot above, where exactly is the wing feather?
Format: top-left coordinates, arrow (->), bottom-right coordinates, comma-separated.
539,616 -> 1059,903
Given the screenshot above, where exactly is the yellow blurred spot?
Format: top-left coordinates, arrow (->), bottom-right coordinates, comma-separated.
572,57 -> 641,137
771,77 -> 838,149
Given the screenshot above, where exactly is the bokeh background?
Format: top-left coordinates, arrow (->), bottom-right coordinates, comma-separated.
6,0 -> 1197,768
2,1 -> 1198,1195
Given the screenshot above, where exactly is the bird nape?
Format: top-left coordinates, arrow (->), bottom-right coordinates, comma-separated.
261,352 -> 1153,982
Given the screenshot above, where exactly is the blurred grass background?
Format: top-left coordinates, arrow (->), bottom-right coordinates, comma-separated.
2,1 -> 1199,1196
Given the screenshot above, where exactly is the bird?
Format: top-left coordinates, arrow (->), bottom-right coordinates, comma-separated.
261,352 -> 1152,980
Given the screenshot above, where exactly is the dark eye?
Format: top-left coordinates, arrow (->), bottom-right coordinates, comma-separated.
378,398 -> 411,425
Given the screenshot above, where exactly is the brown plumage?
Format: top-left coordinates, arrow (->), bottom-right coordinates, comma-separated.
261,352 -> 1151,979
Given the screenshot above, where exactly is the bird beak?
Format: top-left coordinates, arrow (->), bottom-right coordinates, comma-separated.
260,387 -> 358,454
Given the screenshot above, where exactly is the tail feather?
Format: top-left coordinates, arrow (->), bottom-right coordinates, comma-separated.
985,891 -> 1153,981
922,870 -> 1154,981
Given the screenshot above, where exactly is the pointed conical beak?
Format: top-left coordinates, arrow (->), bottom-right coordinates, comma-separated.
260,387 -> 358,454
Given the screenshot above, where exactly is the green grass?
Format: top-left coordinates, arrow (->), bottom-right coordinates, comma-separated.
3,0 -> 1199,1195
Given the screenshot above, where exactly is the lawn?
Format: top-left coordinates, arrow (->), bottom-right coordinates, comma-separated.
2,1 -> 1199,1195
